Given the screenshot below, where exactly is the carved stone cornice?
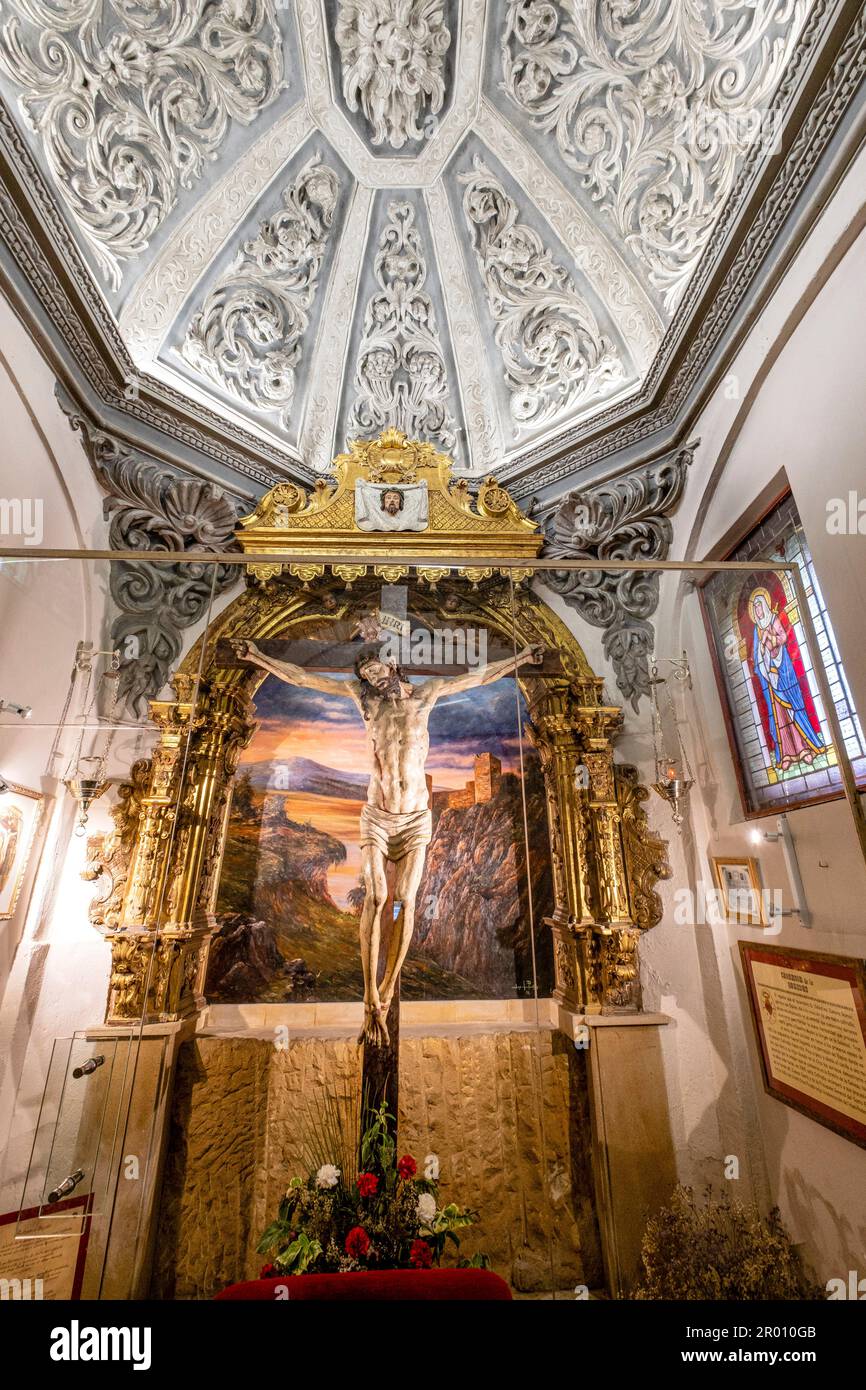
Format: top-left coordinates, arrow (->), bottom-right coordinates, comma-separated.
541,444 -> 694,709
59,391 -> 243,715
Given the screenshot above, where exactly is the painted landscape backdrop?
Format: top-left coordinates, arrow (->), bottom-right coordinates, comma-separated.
208,672 -> 554,1002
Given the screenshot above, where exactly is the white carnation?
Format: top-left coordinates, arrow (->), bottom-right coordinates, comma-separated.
423,1153 -> 439,1181
315,1163 -> 340,1189
417,1192 -> 437,1225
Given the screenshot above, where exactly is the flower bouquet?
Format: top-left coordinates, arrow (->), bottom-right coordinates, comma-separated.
257,1102 -> 486,1276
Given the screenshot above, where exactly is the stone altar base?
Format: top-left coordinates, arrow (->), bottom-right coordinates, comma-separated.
151,1025 -> 606,1298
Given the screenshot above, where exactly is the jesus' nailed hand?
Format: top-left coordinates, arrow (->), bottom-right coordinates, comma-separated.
229,636 -> 544,1048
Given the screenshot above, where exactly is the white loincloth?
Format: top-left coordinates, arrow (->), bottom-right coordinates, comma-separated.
359,804 -> 433,860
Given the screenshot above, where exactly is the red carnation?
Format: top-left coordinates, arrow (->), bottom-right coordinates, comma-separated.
357,1172 -> 378,1198
397,1154 -> 417,1180
345,1226 -> 371,1259
409,1239 -> 433,1268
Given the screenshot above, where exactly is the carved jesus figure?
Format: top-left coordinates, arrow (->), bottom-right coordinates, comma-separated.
231,638 -> 543,1046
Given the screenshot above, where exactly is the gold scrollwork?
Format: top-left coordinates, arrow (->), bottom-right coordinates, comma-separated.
99,438 -> 670,1026
234,429 -> 542,576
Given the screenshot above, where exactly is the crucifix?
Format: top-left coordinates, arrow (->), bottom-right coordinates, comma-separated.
228,587 -> 545,1136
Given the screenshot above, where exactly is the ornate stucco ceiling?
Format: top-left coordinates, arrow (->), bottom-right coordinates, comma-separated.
0,0 -> 821,482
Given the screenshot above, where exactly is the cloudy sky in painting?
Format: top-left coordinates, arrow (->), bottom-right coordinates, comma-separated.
244,672 -> 527,789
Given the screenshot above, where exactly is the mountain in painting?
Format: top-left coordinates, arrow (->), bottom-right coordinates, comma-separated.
240,755 -> 368,799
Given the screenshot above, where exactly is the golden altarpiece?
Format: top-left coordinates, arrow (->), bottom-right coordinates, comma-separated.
89,429 -> 671,1031
74,431 -> 676,1299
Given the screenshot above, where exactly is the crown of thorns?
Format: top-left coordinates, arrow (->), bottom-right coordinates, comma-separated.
353,644 -> 391,677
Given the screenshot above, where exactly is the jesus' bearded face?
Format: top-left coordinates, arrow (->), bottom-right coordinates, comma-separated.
381,489 -> 403,517
358,657 -> 401,695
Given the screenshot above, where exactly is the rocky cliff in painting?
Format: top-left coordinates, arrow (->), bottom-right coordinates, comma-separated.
205,914 -> 317,1001
210,790 -> 481,1002
414,759 -> 554,996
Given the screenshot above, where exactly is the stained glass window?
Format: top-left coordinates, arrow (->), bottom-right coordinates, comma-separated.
700,494 -> 866,815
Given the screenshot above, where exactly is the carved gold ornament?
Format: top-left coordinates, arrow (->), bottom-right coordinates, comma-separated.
236,429 -> 542,578
97,437 -> 669,1023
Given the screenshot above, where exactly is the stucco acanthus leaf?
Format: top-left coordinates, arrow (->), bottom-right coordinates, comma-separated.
59,391 -> 242,714
0,0 -> 285,289
541,444 -> 695,709
501,0 -> 808,312
349,199 -> 459,457
180,158 -> 340,426
335,0 -> 451,149
459,155 -> 624,433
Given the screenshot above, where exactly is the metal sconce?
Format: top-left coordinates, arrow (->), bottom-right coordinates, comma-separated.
650,651 -> 694,830
61,642 -> 120,835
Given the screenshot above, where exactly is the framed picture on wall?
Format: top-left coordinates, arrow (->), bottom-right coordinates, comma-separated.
700,492 -> 866,817
710,856 -> 765,925
0,783 -> 46,920
739,941 -> 866,1148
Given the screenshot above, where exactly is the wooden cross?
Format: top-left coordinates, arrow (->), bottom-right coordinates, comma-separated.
220,596 -> 562,1152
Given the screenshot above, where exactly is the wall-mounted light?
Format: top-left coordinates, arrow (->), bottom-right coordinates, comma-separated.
0,697 -> 31,719
650,652 -> 694,830
762,813 -> 811,927
61,642 -> 120,834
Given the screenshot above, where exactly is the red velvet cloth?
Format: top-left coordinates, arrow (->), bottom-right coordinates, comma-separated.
215,1268 -> 512,1301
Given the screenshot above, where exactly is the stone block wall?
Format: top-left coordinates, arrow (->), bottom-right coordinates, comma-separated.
152,1027 -> 603,1298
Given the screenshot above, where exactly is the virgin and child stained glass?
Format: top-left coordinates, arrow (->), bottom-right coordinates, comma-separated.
701,494 -> 866,815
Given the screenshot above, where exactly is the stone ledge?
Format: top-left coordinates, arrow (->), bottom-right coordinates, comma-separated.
198,997 -> 560,1034
196,1000 -> 672,1043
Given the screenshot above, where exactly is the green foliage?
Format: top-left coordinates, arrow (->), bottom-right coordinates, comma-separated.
276,1233 -> 323,1275
457,1252 -> 491,1270
633,1186 -> 824,1301
359,1100 -> 396,1178
423,1201 -> 481,1264
256,1102 -> 485,1277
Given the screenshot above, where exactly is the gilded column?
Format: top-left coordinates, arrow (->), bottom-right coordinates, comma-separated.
104,677 -> 255,1024
578,698 -> 643,1013
526,680 -> 597,1011
161,686 -> 254,930
156,683 -> 255,1018
580,704 -> 633,930
104,676 -> 198,1023
117,679 -> 197,933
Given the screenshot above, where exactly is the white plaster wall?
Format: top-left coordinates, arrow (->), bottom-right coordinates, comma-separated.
641,146 -> 866,1284
0,291 -> 117,1210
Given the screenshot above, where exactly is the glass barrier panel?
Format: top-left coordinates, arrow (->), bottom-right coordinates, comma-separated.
0,555 -> 217,1297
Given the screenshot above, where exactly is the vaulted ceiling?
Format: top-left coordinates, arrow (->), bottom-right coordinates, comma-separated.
0,0 -> 830,486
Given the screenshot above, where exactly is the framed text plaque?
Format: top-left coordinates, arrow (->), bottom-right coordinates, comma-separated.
739,941 -> 866,1147
0,1196 -> 91,1299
